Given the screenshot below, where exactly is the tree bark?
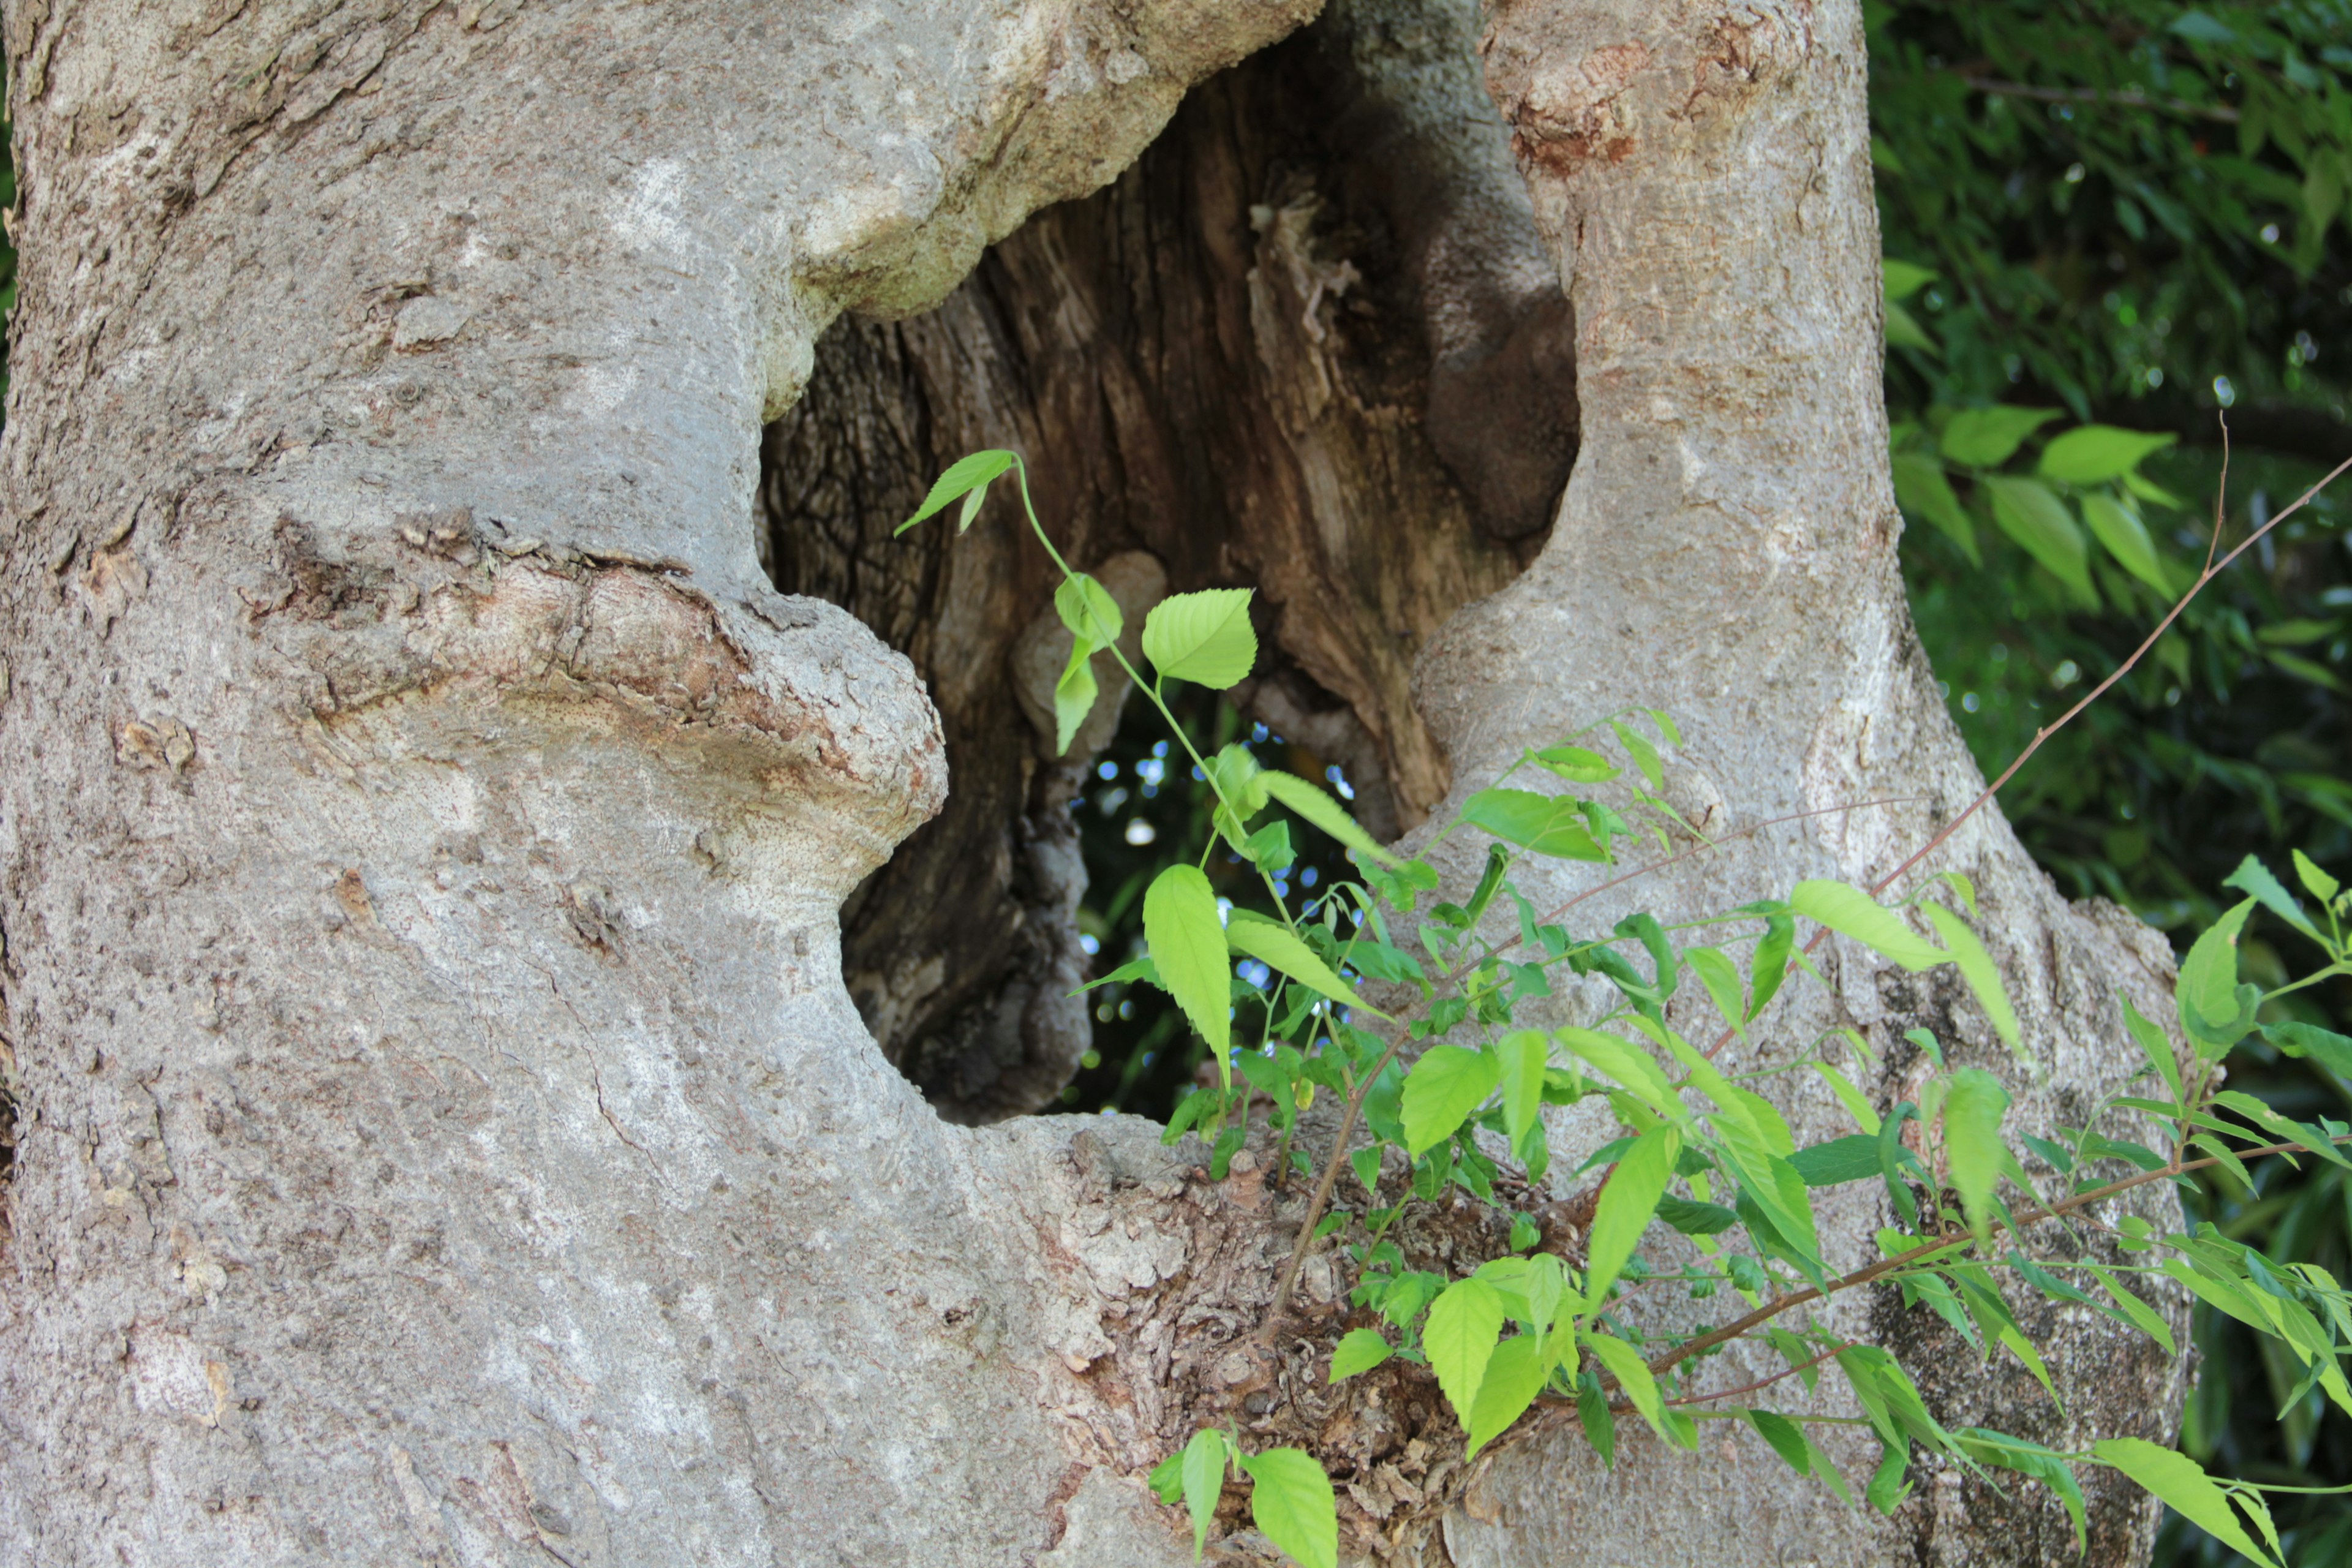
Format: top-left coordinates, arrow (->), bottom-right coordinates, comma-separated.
0,2 -> 2187,1566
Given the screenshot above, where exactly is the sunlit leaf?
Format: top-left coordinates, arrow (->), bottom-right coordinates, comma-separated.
1425,1277 -> 1505,1421
1401,1046 -> 1500,1156
1144,865 -> 1231,1065
1142,589 -> 1257,689
1494,1030 -> 1549,1142
1225,913 -> 1389,1019
898,449 -> 1017,533
1464,1334 -> 1549,1458
2037,425 -> 2177,484
1461,788 -> 1607,861
1585,1125 -> 1679,1306
1943,1068 -> 2011,1237
1260,770 -> 1401,867
1939,406 -> 2061,467
1790,881 -> 1948,971
1239,1448 -> 1337,1568
1180,1428 -> 1229,1558
2090,1439 -> 2280,1568
1920,902 -> 2022,1057
1329,1328 -> 1395,1384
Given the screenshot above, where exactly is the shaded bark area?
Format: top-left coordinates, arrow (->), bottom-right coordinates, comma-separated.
760,6 -> 1577,1121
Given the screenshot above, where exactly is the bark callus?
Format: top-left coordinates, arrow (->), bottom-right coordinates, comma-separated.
764,0 -> 1577,1120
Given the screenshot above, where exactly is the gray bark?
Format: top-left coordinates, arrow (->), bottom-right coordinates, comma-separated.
0,2 -> 2186,1566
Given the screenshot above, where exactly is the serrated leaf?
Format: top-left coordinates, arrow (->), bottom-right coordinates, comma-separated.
2079,491 -> 2174,596
1939,406 -> 2061,468
2177,899 -> 2256,1050
2291,849 -> 2340,903
1225,913 -> 1388,1019
2037,425 -> 2177,484
1495,1029 -> 1549,1142
1053,571 -> 1124,646
1144,865 -> 1231,1065
2091,1439 -> 2279,1568
1747,1409 -> 1812,1474
1329,1328 -> 1395,1384
1892,452 -> 1978,561
2085,1265 -> 2177,1356
2267,1020 -> 2352,1080
899,450 -> 1017,533
2223,854 -> 2321,943
1052,639 -> 1099,756
1425,1277 -> 1505,1421
1553,1027 -> 1680,1120
1460,788 -> 1607,861
1921,902 -> 2022,1056
1464,1334 -> 1549,1458
1943,1068 -> 2011,1237
1142,589 -> 1256,689
1984,475 -> 2097,605
1791,881 -> 1948,971
1958,1431 -> 2087,1553
1401,1046 -> 1499,1156
1789,1134 -> 1882,1187
1239,1448 -> 1337,1568
1748,913 -> 1795,1020
1260,770 -> 1400,867
1534,745 -> 1619,784
1180,1428 -> 1229,1558
1585,1124 -> 1678,1306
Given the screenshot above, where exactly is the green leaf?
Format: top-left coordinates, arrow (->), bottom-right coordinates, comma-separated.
1585,1125 -> 1679,1305
1225,913 -> 1389,1019
1535,745 -> 1619,784
1747,914 -> 1795,1020
1329,1328 -> 1395,1384
2120,993 -> 2184,1102
1920,903 -> 2022,1057
2291,848 -> 2341,904
1884,300 -> 1938,353
1609,719 -> 1664,790
2177,899 -> 2257,1051
1939,406 -> 2062,468
1260,770 -> 1400,867
1494,1030 -> 1550,1142
1553,1027 -> 1681,1120
2090,1439 -> 2280,1568
2223,854 -> 2322,943
1052,639 -> 1099,756
1464,1334 -> 1549,1458
1582,1332 -> 1678,1446
1180,1428 -> 1229,1558
1142,589 -> 1257,689
1789,1134 -> 1883,1187
1239,1448 -> 1337,1568
1883,258 -> 1936,301
1684,946 -> 1746,1040
1144,865 -> 1232,1065
1891,453 -> 1977,561
2267,1020 -> 2352,1080
1655,1194 -> 1740,1234
2086,1265 -> 2177,1357
2037,425 -> 2177,485
1401,1046 -> 1500,1156
1790,881 -> 1948,971
1983,475 -> 2097,605
1053,571 -> 1124,646
1958,1431 -> 2087,1553
1643,708 -> 1682,748
897,450 -> 1017,533
1424,1277 -> 1506,1421
1577,1374 -> 1615,1466
2078,491 -> 2175,596
1747,1408 -> 1812,1474
1943,1068 -> 2011,1237
1460,788 -> 1607,861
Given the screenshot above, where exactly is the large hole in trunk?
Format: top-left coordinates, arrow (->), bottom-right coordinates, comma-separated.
757,9 -> 1576,1124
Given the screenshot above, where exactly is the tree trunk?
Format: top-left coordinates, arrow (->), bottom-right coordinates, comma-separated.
0,4 -> 2185,1567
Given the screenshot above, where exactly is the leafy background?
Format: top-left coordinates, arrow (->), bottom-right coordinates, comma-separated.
2,4 -> 2346,1561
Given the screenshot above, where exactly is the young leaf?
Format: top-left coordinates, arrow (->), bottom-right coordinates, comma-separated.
1643,707 -> 1682,748
2036,424 -> 2177,484
1052,640 -> 1099,756
1494,1029 -> 1550,1143
1460,788 -> 1606,861
2078,491 -> 2174,597
897,449 -> 1018,533
1790,881 -> 1948,971
1584,1124 -> 1680,1305
1553,1027 -> 1681,1120
2090,1439 -> 2282,1568
1939,405 -> 2062,468
1179,1428 -> 1229,1558
1142,589 -> 1256,689
1144,866 -> 1232,1063
1052,571 -> 1124,646
1747,913 -> 1795,1020
2291,848 -> 2341,903
1608,719 -> 1664,790
1943,1068 -> 2012,1237
1534,745 -> 1619,784
2223,853 -> 2323,944
1984,475 -> 2097,605
2120,993 -> 2184,1102
1920,903 -> 2022,1056
1259,770 -> 1401,867
2086,1264 -> 2178,1356
1464,1333 -> 1550,1458
1401,1046 -> 1500,1156
1329,1328 -> 1395,1384
2176,899 -> 2257,1050
1238,1448 -> 1337,1568
1581,1332 -> 1678,1446
1224,913 -> 1389,1019
1424,1277 -> 1506,1421
1684,946 -> 1747,1039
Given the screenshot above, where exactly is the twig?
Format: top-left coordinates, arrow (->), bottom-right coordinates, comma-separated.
1662,1341 -> 1853,1408
1961,74 -> 2241,125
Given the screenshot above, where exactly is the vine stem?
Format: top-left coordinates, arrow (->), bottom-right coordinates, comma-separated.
1639,1131 -> 2352,1384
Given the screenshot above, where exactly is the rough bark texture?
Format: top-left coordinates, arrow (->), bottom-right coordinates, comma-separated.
0,1 -> 2190,1566
758,1 -> 1569,1119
